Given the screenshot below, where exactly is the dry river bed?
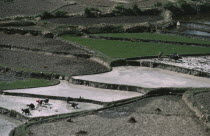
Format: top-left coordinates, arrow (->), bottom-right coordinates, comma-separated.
4,81 -> 142,102
73,66 -> 210,88
26,95 -> 210,136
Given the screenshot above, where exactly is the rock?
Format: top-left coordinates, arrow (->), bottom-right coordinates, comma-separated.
128,117 -> 137,123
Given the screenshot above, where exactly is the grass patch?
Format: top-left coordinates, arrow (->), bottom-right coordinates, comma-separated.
94,33 -> 210,45
61,35 -> 210,59
0,78 -> 59,90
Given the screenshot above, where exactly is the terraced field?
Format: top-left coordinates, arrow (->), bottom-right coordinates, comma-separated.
0,49 -> 109,76
44,15 -> 163,25
0,33 -> 88,55
0,0 -> 69,18
94,33 -> 210,45
62,35 -> 210,58
26,95 -> 210,136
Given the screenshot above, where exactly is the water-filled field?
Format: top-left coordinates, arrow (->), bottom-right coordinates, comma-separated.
73,66 -> 210,88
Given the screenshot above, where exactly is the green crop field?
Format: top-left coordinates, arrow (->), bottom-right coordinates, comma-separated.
62,35 -> 210,59
94,33 -> 210,45
0,78 -> 59,90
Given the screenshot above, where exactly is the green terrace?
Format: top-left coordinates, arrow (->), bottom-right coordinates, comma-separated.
93,33 -> 210,45
0,78 -> 59,90
61,34 -> 210,59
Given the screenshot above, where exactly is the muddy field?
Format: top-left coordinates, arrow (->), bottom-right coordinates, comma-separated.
0,33 -> 88,55
5,81 -> 142,102
0,114 -> 22,136
0,0 -> 171,18
193,91 -> 210,115
26,95 -> 210,136
0,95 -> 102,117
0,49 -> 109,76
139,56 -> 210,73
73,66 -> 210,88
0,0 -> 69,18
45,15 -> 163,25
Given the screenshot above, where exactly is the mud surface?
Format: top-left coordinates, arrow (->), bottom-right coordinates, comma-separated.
73,66 -> 210,88
27,95 -> 210,136
0,114 -> 22,136
193,91 -> 210,114
0,95 -> 102,117
0,0 -> 69,18
45,16 -> 163,25
0,33 -> 88,54
140,56 -> 210,73
0,49 -> 108,76
5,81 -> 142,102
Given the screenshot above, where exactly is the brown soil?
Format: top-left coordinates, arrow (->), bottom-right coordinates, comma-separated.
0,49 -> 109,76
44,15 -> 163,25
27,95 -> 210,136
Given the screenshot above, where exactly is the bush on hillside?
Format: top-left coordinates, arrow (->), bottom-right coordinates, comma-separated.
84,8 -> 102,18
112,4 -> 141,16
39,11 -> 54,19
154,2 -> 162,7
54,10 -> 68,17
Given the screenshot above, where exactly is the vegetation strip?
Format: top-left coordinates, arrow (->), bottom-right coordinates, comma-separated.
0,79 -> 59,90
160,31 -> 210,40
62,35 -> 210,59
89,34 -> 210,47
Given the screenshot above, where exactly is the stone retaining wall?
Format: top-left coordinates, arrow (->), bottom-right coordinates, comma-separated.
0,27 -> 41,36
69,77 -> 148,93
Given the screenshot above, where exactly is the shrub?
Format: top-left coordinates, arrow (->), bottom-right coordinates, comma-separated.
39,11 -> 54,19
154,2 -> 162,7
177,0 -> 196,14
54,10 -> 68,17
84,8 -> 101,18
163,2 -> 182,16
132,4 -> 142,15
112,4 -> 128,15
112,4 -> 141,16
197,2 -> 210,13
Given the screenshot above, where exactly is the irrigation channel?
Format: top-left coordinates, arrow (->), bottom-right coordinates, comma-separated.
168,13 -> 210,37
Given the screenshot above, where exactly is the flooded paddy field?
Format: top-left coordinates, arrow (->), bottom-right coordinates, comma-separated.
0,114 -> 22,136
0,95 -> 102,118
5,81 -> 142,102
73,66 -> 210,88
26,95 -> 210,136
140,56 -> 210,74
